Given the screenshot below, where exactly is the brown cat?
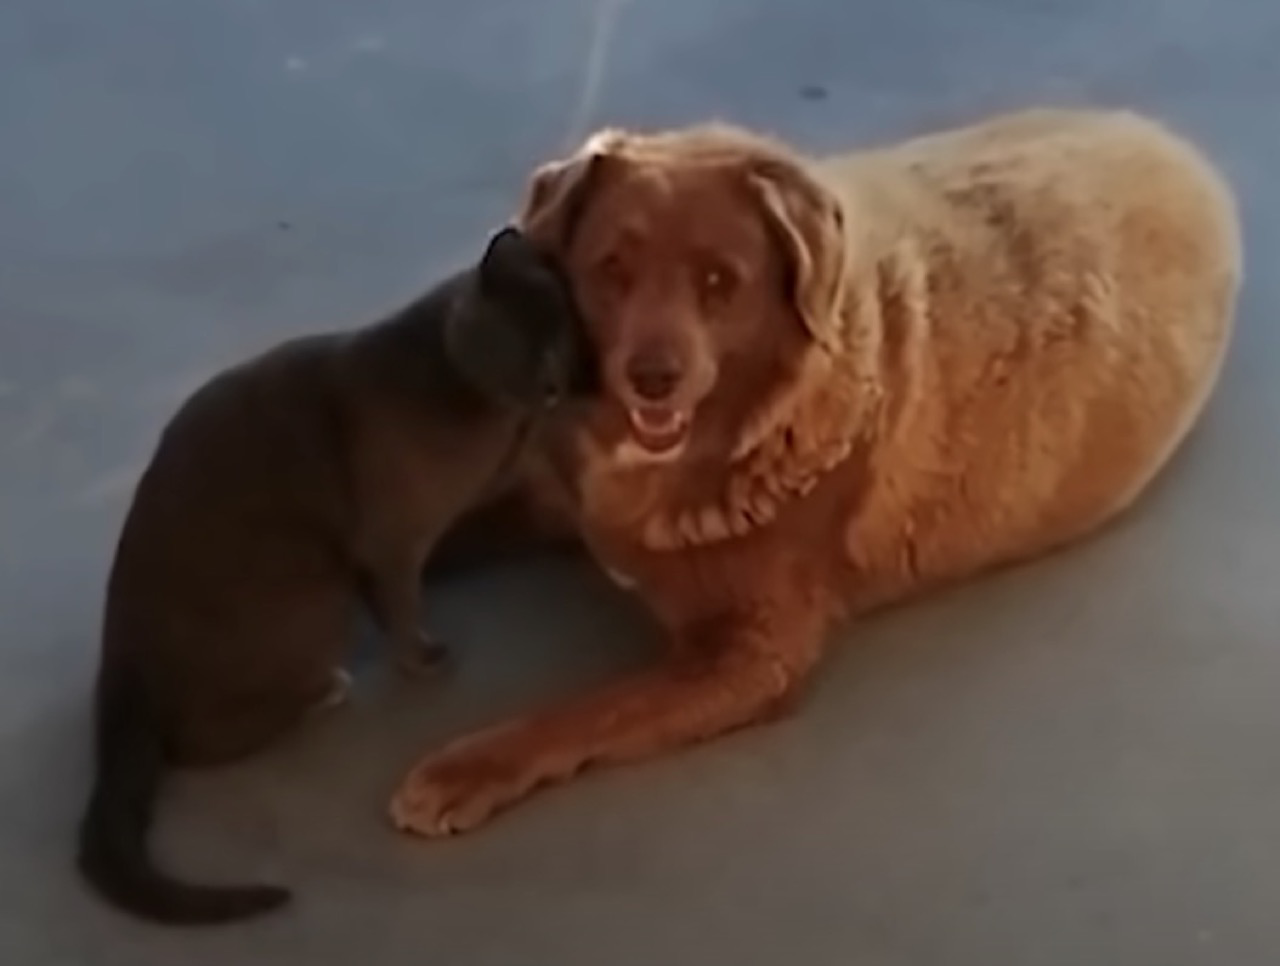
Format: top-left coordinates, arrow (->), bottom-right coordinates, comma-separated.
77,227 -> 593,926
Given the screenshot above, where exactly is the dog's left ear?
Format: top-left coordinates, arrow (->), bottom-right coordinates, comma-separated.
745,156 -> 848,352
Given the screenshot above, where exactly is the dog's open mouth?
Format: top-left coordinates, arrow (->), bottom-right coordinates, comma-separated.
627,406 -> 691,455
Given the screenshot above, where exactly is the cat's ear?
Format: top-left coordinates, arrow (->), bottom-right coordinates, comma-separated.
477,226 -> 537,293
453,225 -> 595,407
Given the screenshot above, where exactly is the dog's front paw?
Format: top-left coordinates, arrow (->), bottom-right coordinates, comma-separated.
390,735 -> 534,837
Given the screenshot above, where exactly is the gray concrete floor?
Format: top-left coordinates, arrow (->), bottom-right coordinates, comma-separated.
1,0 -> 1278,962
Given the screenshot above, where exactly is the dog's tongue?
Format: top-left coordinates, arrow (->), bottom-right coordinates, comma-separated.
628,407 -> 689,453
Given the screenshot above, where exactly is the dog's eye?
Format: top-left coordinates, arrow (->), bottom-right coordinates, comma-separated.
698,264 -> 737,302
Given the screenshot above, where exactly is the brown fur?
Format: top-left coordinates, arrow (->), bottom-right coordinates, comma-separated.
392,109 -> 1241,837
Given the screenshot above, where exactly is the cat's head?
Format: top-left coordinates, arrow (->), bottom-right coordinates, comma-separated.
445,226 -> 598,408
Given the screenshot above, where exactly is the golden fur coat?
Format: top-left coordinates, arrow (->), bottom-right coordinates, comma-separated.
773,108 -> 1241,609
389,108 -> 1242,838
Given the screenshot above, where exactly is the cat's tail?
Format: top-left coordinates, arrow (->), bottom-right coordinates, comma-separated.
76,661 -> 291,926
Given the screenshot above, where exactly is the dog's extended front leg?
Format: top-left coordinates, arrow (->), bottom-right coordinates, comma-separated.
389,606 -> 826,837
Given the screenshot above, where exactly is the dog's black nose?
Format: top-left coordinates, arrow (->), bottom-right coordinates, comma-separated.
625,350 -> 682,401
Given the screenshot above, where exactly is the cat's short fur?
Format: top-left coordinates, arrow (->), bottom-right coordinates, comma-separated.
77,227 -> 593,926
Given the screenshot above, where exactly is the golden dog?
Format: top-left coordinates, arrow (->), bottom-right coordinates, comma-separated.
392,108 -> 1242,836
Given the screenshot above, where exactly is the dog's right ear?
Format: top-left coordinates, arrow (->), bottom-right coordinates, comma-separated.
517,129 -> 628,250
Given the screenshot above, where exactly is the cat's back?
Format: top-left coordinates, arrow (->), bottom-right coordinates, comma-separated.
109,333 -> 351,597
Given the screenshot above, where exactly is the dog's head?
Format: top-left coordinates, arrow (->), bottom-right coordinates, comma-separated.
446,226 -> 597,408
517,125 -> 847,464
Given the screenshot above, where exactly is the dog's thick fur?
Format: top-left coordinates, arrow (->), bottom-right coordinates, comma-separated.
391,109 -> 1241,838
78,228 -> 591,925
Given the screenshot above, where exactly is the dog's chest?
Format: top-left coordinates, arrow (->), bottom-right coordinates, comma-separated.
581,520 -> 785,631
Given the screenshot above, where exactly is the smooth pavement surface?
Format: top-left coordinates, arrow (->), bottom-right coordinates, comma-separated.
1,0 -> 1277,963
